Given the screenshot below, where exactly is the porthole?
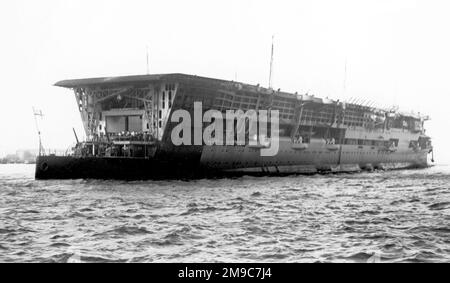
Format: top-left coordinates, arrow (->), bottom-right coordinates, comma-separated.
40,162 -> 49,172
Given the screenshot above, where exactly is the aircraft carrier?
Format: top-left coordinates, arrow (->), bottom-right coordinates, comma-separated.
35,73 -> 433,180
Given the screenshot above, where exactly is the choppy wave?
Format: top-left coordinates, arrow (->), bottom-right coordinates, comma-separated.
0,164 -> 449,263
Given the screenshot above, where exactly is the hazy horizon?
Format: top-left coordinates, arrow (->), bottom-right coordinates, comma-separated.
1,0 -> 450,163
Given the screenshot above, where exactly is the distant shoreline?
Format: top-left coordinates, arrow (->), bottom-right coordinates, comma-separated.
0,162 -> 36,165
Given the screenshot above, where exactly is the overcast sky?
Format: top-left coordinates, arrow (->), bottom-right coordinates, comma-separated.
1,0 -> 449,163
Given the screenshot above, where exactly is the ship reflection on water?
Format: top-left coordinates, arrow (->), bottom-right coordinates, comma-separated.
0,164 -> 449,263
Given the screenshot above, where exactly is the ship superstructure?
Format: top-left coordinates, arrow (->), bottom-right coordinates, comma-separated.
35,74 -> 433,179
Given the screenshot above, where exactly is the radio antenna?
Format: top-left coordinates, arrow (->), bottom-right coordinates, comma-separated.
342,58 -> 347,98
146,45 -> 150,75
268,35 -> 275,89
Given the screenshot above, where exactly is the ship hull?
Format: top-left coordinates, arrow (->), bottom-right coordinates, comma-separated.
35,143 -> 429,180
35,155 -> 205,180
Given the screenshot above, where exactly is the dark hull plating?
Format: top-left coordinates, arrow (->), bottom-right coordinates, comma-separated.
35,154 -> 429,181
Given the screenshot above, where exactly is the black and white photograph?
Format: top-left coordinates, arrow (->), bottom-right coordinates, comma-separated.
0,0 -> 449,268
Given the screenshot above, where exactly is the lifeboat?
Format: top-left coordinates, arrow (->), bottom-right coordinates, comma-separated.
388,146 -> 397,152
248,135 -> 271,148
292,143 -> 308,150
326,144 -> 340,151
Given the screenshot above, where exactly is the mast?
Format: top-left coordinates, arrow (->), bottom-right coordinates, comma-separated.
146,45 -> 150,75
32,107 -> 44,156
268,35 -> 274,89
342,58 -> 347,98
